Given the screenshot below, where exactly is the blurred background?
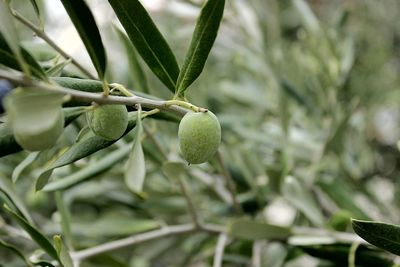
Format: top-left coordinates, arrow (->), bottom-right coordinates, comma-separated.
2,0 -> 400,266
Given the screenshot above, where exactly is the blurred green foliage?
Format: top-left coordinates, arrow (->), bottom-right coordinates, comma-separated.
1,0 -> 400,266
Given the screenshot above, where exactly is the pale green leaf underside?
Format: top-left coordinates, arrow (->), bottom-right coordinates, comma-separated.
228,219 -> 292,240
124,107 -> 146,193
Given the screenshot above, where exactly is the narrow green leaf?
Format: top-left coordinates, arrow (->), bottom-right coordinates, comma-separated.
0,32 -> 48,80
43,145 -> 131,191
72,217 -> 159,237
282,176 -> 325,226
36,116 -> 137,190
114,26 -> 150,93
352,219 -> 400,256
228,219 -> 292,240
0,239 -> 32,266
12,151 -> 40,183
54,192 -> 73,249
29,0 -> 41,18
0,1 -> 30,75
261,243 -> 288,267
317,179 -> 370,220
292,0 -> 320,33
124,106 -> 146,193
108,0 -> 180,92
176,0 -> 225,96
280,80 -> 313,113
46,58 -> 72,77
53,235 -> 74,267
0,122 -> 22,157
60,0 -> 107,80
2,205 -> 59,262
0,174 -> 33,223
32,261 -> 56,267
300,244 -> 394,267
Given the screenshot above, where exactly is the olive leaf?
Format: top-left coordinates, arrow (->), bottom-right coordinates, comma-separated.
108,0 -> 180,92
43,145 -> 131,192
2,205 -> 60,263
0,32 -> 48,80
282,175 -> 325,226
114,26 -> 150,93
228,219 -> 292,240
60,0 -> 107,80
53,235 -> 73,267
300,244 -> 394,267
0,174 -> 33,224
317,179 -> 370,220
29,0 -> 41,19
0,1 -> 30,76
352,219 -> 400,256
46,58 -> 72,77
176,0 -> 225,97
0,239 -> 32,267
12,151 -> 40,183
124,106 -> 146,193
36,115 -> 137,191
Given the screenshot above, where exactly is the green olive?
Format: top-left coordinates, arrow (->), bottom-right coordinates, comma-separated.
86,104 -> 129,141
4,89 -> 65,151
178,111 -> 221,164
13,110 -> 64,151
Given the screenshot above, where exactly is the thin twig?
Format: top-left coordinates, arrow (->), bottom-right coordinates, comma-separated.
71,224 -> 196,261
213,233 -> 228,267
251,241 -> 264,267
348,241 -> 360,267
178,176 -> 202,229
216,150 -> 242,214
0,69 -> 188,116
11,9 -> 96,79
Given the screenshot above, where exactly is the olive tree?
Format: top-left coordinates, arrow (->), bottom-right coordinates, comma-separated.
1,0 -> 400,266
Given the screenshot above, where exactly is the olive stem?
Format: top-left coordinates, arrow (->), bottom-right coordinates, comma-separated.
216,151 -> 243,214
110,83 -> 134,97
213,233 -> 228,267
0,69 -> 189,116
165,100 -> 208,113
11,9 -> 97,80
142,108 -> 160,118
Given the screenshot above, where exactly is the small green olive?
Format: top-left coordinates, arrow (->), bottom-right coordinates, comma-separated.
14,109 -> 64,151
86,104 -> 129,141
178,111 -> 221,164
4,89 -> 65,151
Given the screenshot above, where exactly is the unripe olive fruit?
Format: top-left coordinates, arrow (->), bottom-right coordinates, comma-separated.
178,111 -> 221,164
4,89 -> 65,151
14,110 -> 64,151
86,104 -> 129,141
